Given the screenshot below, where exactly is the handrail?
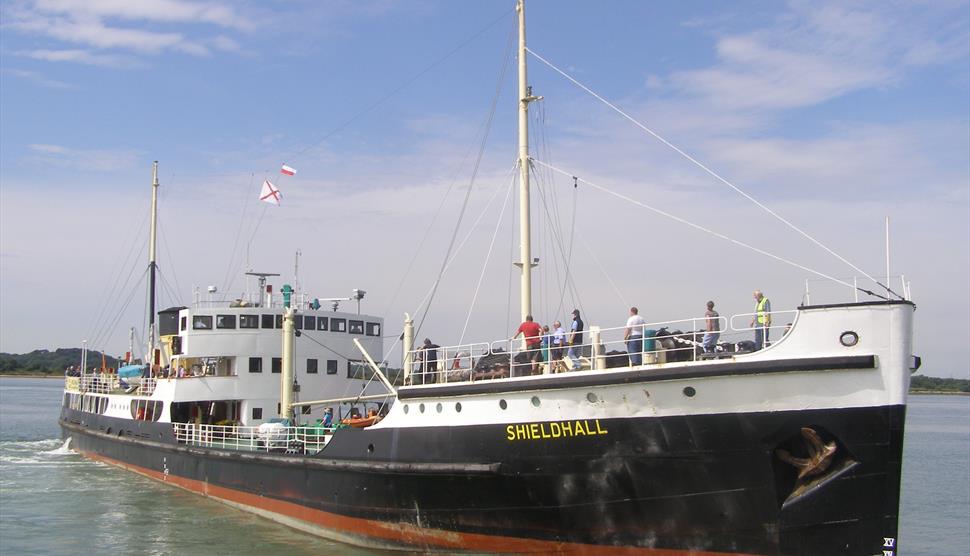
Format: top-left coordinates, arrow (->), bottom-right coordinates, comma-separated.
403,312 -> 788,386
172,422 -> 335,454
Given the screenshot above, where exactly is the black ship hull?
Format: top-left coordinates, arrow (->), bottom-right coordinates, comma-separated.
60,402 -> 905,555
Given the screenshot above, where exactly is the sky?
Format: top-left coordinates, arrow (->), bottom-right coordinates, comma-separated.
1,0 -> 968,379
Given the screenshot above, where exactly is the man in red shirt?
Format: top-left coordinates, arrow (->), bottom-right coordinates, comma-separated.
513,315 -> 543,375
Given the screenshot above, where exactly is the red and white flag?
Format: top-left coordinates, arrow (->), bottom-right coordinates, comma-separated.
259,179 -> 282,205
280,163 -> 297,176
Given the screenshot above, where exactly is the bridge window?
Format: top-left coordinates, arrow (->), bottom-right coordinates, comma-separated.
317,317 -> 329,331
327,360 -> 338,375
271,357 -> 281,373
261,314 -> 274,329
252,407 -> 263,420
216,315 -> 236,329
294,315 -> 304,329
349,320 -> 364,334
192,315 -> 213,330
249,357 -> 262,373
275,315 -> 283,329
304,316 -> 316,330
301,406 -> 311,415
240,315 -> 258,329
307,358 -> 318,374
347,360 -> 367,379
331,318 -> 346,333
180,316 -> 187,331
366,322 -> 381,337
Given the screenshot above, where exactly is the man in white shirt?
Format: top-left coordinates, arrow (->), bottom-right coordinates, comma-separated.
624,307 -> 646,366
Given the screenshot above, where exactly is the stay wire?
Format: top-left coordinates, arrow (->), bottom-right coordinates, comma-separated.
382,23 -> 515,318
414,24 -> 515,339
526,47 -> 901,300
533,158 -> 874,295
459,175 -> 516,344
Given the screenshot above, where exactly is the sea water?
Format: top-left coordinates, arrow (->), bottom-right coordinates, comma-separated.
1,377 -> 967,556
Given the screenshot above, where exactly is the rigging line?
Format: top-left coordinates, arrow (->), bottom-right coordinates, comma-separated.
526,47 -> 900,299
532,165 -> 580,319
409,164 -> 518,334
506,179 -> 516,333
156,172 -> 183,301
92,268 -> 150,352
219,173 -> 257,298
577,232 -> 629,309
414,33 -> 515,339
459,174 -> 516,344
533,158 -> 865,293
288,8 -> 514,162
88,227 -> 150,349
382,21 -> 515,318
86,204 -> 150,344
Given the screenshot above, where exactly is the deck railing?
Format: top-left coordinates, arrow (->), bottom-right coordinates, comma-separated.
405,311 -> 797,386
173,423 -> 334,454
64,375 -> 158,397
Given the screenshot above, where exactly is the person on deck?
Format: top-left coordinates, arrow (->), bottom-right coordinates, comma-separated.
322,407 -> 334,428
702,301 -> 720,353
566,310 -> 584,367
513,315 -> 543,375
551,321 -> 566,366
421,338 -> 440,384
624,307 -> 646,366
751,290 -> 772,350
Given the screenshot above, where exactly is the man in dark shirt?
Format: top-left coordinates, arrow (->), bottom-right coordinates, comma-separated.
566,309 -> 584,367
420,338 -> 440,384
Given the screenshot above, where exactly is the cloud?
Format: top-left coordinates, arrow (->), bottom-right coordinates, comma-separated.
665,0 -> 969,111
5,68 -> 76,89
31,0 -> 253,30
25,144 -> 142,172
20,48 -> 136,67
1,0 -> 253,63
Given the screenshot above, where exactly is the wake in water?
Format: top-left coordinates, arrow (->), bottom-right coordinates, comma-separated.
0,437 -> 89,467
45,437 -> 72,454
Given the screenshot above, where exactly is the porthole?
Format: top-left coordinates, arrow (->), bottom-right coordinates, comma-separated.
419,403 -> 425,413
499,399 -> 508,410
683,386 -> 696,398
586,392 -> 598,403
403,404 -> 409,414
840,331 -> 859,347
531,396 -> 541,407
436,403 -> 443,413
455,402 -> 462,413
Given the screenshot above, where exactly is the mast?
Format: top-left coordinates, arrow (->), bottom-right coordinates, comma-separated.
147,161 -> 159,365
516,0 -> 539,321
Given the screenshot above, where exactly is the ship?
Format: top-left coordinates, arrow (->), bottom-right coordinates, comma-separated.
60,2 -> 917,554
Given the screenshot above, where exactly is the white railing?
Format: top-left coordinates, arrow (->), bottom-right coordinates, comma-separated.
405,310 -> 800,385
65,374 -> 158,396
173,423 -> 334,454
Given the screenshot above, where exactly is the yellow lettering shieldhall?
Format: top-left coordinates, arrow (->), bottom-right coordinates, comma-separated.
505,419 -> 608,441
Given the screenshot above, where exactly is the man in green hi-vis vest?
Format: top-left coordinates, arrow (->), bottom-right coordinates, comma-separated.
751,290 -> 772,350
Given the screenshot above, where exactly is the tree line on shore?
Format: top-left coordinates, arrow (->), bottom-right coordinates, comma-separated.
1,348 -> 967,393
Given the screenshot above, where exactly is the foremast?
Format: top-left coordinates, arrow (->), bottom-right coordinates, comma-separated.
147,161 -> 160,367
515,0 -> 539,322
